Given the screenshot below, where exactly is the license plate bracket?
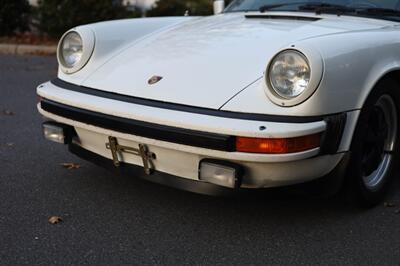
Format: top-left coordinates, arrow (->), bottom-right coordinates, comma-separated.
106,136 -> 156,175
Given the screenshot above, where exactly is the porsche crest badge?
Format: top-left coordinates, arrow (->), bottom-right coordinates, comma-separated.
148,75 -> 163,85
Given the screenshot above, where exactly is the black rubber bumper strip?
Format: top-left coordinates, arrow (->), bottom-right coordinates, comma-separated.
51,78 -> 326,123
41,99 -> 236,152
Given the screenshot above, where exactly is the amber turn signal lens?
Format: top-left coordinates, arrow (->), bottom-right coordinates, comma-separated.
236,133 -> 321,154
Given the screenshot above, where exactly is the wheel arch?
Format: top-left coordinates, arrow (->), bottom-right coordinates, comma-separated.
338,68 -> 400,154
378,69 -> 400,89
363,68 -> 400,109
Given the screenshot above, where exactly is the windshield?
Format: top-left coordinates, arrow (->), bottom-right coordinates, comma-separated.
225,0 -> 400,20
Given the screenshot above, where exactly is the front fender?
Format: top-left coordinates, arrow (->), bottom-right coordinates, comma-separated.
222,26 -> 400,153
313,27 -> 400,114
223,26 -> 400,117
58,17 -> 199,85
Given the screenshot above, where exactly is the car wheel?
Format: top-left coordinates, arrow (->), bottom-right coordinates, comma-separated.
346,78 -> 399,207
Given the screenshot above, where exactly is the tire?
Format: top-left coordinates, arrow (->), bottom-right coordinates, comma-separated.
345,78 -> 400,207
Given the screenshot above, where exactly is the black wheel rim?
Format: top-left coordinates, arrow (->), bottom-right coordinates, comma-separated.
361,95 -> 397,191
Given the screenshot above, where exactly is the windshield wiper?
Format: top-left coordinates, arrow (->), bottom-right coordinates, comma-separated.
297,3 -> 356,15
357,7 -> 400,17
259,2 -> 315,12
259,2 -> 356,15
258,2 -> 400,19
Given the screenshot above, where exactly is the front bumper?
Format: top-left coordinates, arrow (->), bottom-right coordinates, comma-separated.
68,141 -> 349,196
37,80 -> 355,189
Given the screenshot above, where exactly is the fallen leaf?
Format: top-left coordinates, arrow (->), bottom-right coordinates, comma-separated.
48,216 -> 62,224
2,109 -> 14,116
384,202 -> 396,208
61,163 -> 81,170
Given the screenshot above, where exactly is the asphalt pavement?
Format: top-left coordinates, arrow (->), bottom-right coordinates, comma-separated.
1,55 -> 400,265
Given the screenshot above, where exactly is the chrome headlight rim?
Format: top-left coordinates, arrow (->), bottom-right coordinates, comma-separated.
265,48 -> 323,107
57,28 -> 95,74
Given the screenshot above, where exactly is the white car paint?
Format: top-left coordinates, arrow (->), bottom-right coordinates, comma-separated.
37,11 -> 400,189
37,80 -> 360,153
38,105 -> 344,188
37,82 -> 327,140
59,12 -> 400,115
58,17 -> 198,85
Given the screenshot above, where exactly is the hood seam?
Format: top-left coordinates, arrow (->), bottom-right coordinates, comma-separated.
218,76 -> 263,110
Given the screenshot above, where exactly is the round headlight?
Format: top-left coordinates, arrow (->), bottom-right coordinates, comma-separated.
60,32 -> 83,68
57,28 -> 95,74
268,50 -> 311,99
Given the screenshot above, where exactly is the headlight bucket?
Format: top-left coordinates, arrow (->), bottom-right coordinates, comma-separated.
57,28 -> 95,74
265,48 -> 323,107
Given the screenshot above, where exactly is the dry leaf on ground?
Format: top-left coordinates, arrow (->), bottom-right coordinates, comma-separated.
61,163 -> 81,170
2,109 -> 14,116
48,216 -> 63,224
384,202 -> 396,208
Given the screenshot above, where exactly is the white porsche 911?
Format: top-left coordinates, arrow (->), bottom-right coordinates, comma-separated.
37,0 -> 400,206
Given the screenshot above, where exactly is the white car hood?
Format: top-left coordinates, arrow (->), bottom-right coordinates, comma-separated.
82,13 -> 392,109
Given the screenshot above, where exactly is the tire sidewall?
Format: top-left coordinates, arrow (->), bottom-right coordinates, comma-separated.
347,78 -> 400,206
